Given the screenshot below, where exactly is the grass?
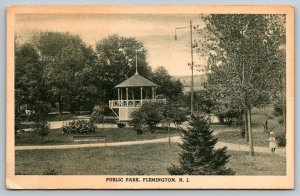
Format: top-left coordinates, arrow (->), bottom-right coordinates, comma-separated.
15,143 -> 286,175
213,107 -> 285,147
216,130 -> 270,147
15,127 -> 180,146
46,114 -> 76,121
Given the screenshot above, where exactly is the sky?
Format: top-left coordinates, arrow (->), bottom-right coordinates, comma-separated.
15,14 -> 205,76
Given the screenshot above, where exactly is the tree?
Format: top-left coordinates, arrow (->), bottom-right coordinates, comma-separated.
162,101 -> 188,130
33,32 -> 97,113
162,102 -> 188,146
196,15 -> 286,156
130,102 -> 164,133
168,115 -> 234,175
94,34 -> 153,103
194,89 -> 215,115
151,66 -> 183,99
15,43 -> 43,116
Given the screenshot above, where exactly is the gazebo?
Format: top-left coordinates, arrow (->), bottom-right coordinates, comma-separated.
109,71 -> 166,122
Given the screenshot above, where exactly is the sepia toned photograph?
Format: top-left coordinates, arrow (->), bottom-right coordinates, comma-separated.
6,5 -> 294,189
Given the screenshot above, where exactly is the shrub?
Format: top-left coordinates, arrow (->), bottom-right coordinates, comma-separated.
42,167 -> 59,175
167,164 -> 185,175
90,107 -> 105,123
276,132 -> 286,147
15,118 -> 21,135
103,117 -> 118,124
130,109 -> 147,134
278,116 -> 284,126
167,115 -> 235,175
34,120 -> 50,144
130,102 -> 163,133
75,111 -> 91,115
62,120 -> 96,134
117,122 -> 126,128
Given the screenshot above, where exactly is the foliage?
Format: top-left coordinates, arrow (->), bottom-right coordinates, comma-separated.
131,101 -> 188,134
94,34 -> 152,103
151,66 -> 183,99
42,167 -> 59,175
195,15 -> 286,154
29,101 -> 51,144
15,33 -> 184,120
33,120 -> 50,145
168,115 -> 235,175
15,118 -> 21,135
276,132 -> 286,147
103,117 -> 118,124
15,43 -> 51,117
130,102 -> 164,133
197,14 -> 285,110
62,120 -> 96,134
117,122 -> 126,128
162,101 -> 188,128
46,114 -> 75,121
33,31 -> 97,113
194,89 -> 215,114
273,99 -> 284,117
90,105 -> 105,123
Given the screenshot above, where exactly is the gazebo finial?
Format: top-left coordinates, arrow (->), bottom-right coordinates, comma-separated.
135,49 -> 138,75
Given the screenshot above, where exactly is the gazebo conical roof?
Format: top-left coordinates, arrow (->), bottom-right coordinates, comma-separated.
115,73 -> 158,88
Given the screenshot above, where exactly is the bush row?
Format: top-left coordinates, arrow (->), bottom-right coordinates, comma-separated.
62,120 -> 96,134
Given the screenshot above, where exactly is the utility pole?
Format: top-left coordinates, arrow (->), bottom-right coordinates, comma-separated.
175,20 -> 194,115
190,20 -> 194,115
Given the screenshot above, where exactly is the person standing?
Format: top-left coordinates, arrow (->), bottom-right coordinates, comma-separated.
269,131 -> 277,153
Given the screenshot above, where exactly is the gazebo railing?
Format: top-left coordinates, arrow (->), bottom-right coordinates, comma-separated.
109,99 -> 166,108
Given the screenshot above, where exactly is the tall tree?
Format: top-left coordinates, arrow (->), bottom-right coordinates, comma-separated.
151,66 -> 183,99
94,34 -> 152,103
167,115 -> 234,175
15,42 -> 49,116
196,15 -> 286,156
33,32 -> 97,113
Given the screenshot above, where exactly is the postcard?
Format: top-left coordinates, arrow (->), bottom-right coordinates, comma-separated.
6,5 -> 294,189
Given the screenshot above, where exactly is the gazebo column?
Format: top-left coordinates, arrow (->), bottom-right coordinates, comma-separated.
152,87 -> 154,100
140,87 -> 143,106
126,88 -> 129,106
117,88 -> 120,106
121,89 -> 123,101
132,90 -> 134,100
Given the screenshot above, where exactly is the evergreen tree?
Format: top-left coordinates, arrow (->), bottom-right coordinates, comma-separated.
168,115 -> 234,175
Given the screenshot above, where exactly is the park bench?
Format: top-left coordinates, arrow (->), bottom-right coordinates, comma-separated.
73,135 -> 107,146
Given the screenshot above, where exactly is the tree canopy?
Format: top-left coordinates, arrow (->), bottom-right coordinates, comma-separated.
15,33 -> 183,116
195,14 -> 286,155
151,66 -> 183,99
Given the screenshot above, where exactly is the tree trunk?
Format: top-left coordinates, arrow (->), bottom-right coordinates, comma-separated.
58,98 -> 62,114
168,123 -> 171,147
247,107 -> 254,156
282,90 -> 286,136
244,110 -> 249,142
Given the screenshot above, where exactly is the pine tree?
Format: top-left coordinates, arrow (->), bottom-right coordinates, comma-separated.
168,115 -> 234,175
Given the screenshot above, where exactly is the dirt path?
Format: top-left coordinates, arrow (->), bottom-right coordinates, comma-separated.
15,135 -> 285,157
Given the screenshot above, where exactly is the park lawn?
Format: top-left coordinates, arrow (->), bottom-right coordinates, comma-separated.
213,107 -> 285,147
15,127 -> 179,146
15,143 -> 286,175
216,130 -> 270,147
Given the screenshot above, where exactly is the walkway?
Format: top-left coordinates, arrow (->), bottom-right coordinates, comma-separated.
15,136 -> 285,157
